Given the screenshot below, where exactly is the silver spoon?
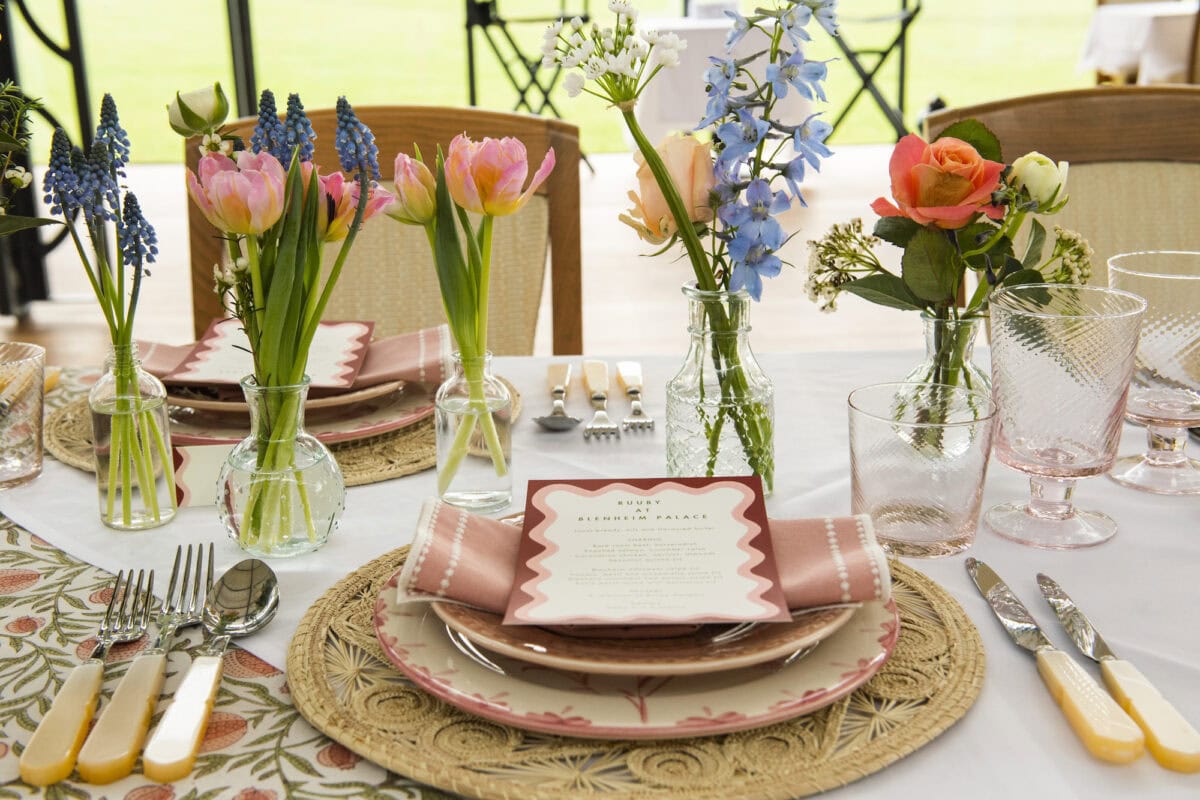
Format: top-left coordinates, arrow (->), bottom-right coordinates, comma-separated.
534,362 -> 582,431
142,559 -> 279,783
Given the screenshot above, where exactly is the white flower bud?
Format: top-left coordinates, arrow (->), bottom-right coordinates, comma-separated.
168,82 -> 231,138
570,16 -> 584,29
1011,152 -> 1069,210
563,72 -> 586,98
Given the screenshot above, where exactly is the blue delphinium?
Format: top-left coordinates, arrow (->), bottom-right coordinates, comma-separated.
334,97 -> 381,181
251,90 -> 289,164
284,93 -> 316,163
700,0 -> 835,300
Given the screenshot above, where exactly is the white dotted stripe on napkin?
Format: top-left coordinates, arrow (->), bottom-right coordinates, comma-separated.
854,516 -> 883,601
417,328 -> 427,384
825,518 -> 852,603
407,500 -> 442,592
437,509 -> 469,595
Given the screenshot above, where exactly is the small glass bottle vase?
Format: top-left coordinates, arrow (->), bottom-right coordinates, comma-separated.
435,352 -> 513,512
666,284 -> 775,493
88,344 -> 177,530
903,313 -> 990,391
217,377 -> 344,558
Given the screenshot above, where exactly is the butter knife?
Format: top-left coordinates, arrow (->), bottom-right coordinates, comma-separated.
965,558 -> 1144,763
1037,573 -> 1200,773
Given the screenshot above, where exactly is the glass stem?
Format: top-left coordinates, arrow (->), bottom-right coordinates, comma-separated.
1145,425 -> 1191,466
1027,475 -> 1077,520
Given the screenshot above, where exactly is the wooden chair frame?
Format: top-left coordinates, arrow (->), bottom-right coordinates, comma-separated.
924,86 -> 1200,164
187,105 -> 583,354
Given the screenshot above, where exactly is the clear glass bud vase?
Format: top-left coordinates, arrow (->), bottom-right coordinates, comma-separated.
435,351 -> 512,512
666,284 -> 775,493
217,377 -> 344,558
88,344 -> 177,530
903,313 -> 990,391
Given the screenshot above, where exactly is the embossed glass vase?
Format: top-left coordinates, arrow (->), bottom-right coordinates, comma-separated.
88,344 -> 177,530
903,312 -> 990,391
666,284 -> 775,493
217,377 -> 344,558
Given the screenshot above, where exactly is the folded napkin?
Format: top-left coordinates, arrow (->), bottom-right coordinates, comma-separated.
397,499 -> 891,617
139,324 -> 454,391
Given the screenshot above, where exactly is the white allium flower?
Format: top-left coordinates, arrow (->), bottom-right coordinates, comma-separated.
568,31 -> 585,47
541,53 -> 557,69
544,20 -> 563,40
652,45 -> 680,68
641,28 -> 661,45
563,72 -> 586,98
659,32 -> 685,52
570,15 -> 584,29
583,55 -> 607,80
602,35 -> 614,50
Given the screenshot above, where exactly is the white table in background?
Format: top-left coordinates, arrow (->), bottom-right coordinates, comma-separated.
1079,0 -> 1198,84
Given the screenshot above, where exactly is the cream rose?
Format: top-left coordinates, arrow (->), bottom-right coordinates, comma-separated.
619,133 -> 715,244
1010,152 -> 1068,210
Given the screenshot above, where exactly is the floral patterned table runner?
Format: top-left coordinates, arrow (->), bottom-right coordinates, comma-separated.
0,516 -> 455,799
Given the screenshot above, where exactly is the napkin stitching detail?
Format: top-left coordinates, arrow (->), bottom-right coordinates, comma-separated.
854,516 -> 884,601
438,510 -> 469,596
825,518 -> 852,603
407,500 -> 442,592
417,328 -> 427,384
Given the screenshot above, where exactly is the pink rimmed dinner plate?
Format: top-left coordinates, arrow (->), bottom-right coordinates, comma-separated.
167,379 -> 404,415
168,383 -> 433,446
373,568 -> 900,740
431,601 -> 856,677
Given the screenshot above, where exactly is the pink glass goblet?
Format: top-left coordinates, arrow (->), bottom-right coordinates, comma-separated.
1108,251 -> 1200,494
986,284 -> 1146,549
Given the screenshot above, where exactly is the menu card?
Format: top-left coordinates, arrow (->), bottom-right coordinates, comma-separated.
164,318 -> 374,388
504,477 -> 790,626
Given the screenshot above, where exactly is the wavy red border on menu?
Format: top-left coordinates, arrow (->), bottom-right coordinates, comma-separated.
504,477 -> 789,626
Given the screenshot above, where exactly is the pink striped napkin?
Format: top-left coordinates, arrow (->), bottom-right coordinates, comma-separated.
397,499 -> 891,616
138,324 -> 453,390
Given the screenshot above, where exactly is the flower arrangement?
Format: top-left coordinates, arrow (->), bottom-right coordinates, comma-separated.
173,83 -> 393,552
543,0 -> 839,491
390,135 -> 555,501
0,81 -> 51,236
806,122 -> 1091,387
42,95 -> 176,527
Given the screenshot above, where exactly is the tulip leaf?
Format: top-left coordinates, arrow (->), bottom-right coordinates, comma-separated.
259,161 -> 306,383
902,228 -> 960,303
873,217 -> 920,249
0,215 -> 58,236
432,154 -> 477,353
1022,218 -> 1047,269
841,273 -> 926,311
934,119 -> 1002,163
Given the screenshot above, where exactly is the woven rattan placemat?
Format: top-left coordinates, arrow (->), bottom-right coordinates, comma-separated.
43,380 -> 521,488
287,548 -> 985,800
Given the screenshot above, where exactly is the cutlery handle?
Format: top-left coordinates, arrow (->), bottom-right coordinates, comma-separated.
1101,659 -> 1200,772
583,360 -> 609,398
76,652 -> 167,784
616,361 -> 643,394
546,363 -> 571,393
142,654 -> 223,783
1036,649 -> 1144,763
18,660 -> 104,786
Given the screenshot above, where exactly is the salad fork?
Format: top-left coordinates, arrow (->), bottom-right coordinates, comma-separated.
19,569 -> 153,787
77,544 -> 213,784
582,360 -> 620,439
616,361 -> 654,431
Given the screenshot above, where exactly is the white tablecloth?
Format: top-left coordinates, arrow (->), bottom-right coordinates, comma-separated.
1079,0 -> 1198,84
2,351 -> 1198,797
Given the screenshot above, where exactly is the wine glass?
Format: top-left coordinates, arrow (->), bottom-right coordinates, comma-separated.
985,284 -> 1146,549
1108,251 -> 1200,494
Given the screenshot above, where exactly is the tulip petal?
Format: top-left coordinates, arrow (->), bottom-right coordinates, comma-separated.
511,147 -> 556,215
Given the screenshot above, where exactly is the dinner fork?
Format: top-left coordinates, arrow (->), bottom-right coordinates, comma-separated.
616,361 -> 654,431
76,544 -> 213,784
582,360 -> 620,439
19,569 -> 153,787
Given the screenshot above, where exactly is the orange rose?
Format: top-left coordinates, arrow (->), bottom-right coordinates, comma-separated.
620,133 -> 715,244
871,133 -> 1004,229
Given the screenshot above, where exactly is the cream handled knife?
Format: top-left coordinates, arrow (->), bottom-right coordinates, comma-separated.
965,558 -> 1144,764
1037,573 -> 1200,773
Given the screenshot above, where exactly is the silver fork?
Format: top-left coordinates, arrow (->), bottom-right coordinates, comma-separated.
580,362 -> 619,438
616,361 -> 654,431
77,544 -> 214,783
582,360 -> 620,439
19,569 -> 153,787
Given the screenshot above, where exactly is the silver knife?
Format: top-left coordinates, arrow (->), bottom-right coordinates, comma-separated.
965,558 -> 1144,764
1038,573 -> 1200,773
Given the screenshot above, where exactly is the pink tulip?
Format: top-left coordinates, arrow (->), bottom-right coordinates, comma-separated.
444,134 -> 555,217
387,153 -> 437,225
186,151 -> 286,234
319,172 -> 395,243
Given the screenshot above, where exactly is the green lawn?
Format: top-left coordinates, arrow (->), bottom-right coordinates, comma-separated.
10,0 -> 1094,163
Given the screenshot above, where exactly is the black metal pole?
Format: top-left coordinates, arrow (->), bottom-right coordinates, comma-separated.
227,0 -> 257,117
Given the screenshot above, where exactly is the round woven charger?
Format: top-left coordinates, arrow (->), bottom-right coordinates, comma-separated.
43,380 -> 521,488
287,548 -> 985,800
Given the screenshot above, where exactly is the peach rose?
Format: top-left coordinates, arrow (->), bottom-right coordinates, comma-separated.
620,133 -> 715,244
871,133 -> 1004,229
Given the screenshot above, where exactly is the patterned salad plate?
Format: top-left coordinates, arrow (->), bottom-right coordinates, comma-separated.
169,383 -> 433,445
374,568 -> 900,740
166,379 -> 404,414
431,600 -> 857,676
